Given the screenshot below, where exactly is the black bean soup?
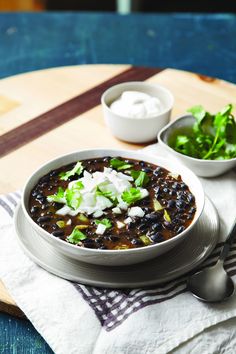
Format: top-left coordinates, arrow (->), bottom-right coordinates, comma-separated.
29,157 -> 196,250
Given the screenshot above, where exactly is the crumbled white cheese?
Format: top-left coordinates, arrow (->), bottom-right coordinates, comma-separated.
112,207 -> 122,214
93,210 -> 104,218
117,221 -> 125,229
124,217 -> 132,224
66,219 -> 72,225
96,223 -> 106,235
128,207 -> 145,218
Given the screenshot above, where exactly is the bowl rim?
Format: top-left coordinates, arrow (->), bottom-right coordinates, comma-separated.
101,81 -> 174,120
21,148 -> 205,254
158,114 -> 236,163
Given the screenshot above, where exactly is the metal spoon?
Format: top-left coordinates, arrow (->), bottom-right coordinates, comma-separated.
187,219 -> 236,302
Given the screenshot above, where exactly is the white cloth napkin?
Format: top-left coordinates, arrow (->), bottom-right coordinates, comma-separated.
0,144 -> 236,354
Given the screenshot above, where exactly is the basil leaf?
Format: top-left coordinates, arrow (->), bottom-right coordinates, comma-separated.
67,227 -> 87,244
60,161 -> 84,181
110,158 -> 133,170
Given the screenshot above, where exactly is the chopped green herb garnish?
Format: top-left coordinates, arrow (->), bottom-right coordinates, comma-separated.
95,218 -> 112,229
171,104 -> 236,160
59,161 -> 84,181
66,226 -> 87,244
164,209 -> 171,222
140,235 -> 151,246
47,187 -> 65,203
131,170 -> 149,187
110,158 -> 133,170
65,188 -> 82,210
153,199 -> 163,211
121,188 -> 142,205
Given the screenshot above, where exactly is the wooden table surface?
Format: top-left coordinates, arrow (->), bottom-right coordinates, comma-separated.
1,63 -> 236,320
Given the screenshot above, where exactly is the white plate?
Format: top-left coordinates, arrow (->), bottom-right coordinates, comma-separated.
14,197 -> 219,288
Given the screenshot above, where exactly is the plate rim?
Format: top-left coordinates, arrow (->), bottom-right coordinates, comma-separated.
14,196 -> 219,288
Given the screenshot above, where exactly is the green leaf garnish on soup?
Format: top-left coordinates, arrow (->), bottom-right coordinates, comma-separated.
121,188 -> 142,205
110,158 -> 133,170
95,218 -> 112,229
59,161 -> 84,181
67,226 -> 87,244
47,187 -> 65,203
131,170 -> 149,187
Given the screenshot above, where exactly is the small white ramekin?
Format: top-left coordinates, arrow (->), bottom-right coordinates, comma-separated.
101,82 -> 174,143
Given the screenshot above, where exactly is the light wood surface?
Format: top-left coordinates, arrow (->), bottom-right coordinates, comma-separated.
0,64 -> 236,317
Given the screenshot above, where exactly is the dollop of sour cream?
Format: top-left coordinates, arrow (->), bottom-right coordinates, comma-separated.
110,91 -> 163,119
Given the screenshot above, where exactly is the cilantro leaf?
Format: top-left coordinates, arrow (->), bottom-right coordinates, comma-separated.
67,227 -> 87,244
59,161 -> 84,181
121,188 -> 142,205
110,158 -> 133,170
95,218 -> 112,229
131,170 -> 149,187
47,187 -> 65,203
172,104 -> 236,160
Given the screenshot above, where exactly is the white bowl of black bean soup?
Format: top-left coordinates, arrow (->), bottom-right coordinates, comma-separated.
21,149 -> 205,266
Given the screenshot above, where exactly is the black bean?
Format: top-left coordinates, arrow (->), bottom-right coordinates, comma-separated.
83,239 -> 96,248
131,238 -> 142,246
37,215 -> 52,223
99,245 -> 107,250
150,233 -> 164,243
52,230 -> 64,237
41,203 -> 50,210
30,205 -> 39,214
142,167 -> 152,173
103,157 -> 110,162
180,183 -> 188,190
172,182 -> 180,190
167,200 -> 175,209
139,161 -> 145,167
176,200 -> 186,209
50,170 -> 58,177
145,213 -> 159,222
153,167 -> 162,176
127,222 -> 137,230
163,187 -> 169,194
138,223 -> 149,231
189,206 -> 196,214
176,226 -> 185,234
32,190 -> 38,197
151,223 -> 162,231
169,190 -> 177,196
164,221 -> 174,230
188,194 -> 195,203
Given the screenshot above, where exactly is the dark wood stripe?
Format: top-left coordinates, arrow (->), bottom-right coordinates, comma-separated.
0,66 -> 163,158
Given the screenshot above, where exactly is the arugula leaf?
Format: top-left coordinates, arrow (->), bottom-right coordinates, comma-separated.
131,170 -> 149,187
121,188 -> 142,205
47,187 -> 65,203
67,227 -> 87,244
110,158 -> 133,170
95,218 -> 112,229
59,161 -> 84,181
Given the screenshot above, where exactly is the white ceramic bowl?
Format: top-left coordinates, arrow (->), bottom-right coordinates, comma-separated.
158,115 -> 236,177
22,149 -> 205,266
101,82 -> 174,143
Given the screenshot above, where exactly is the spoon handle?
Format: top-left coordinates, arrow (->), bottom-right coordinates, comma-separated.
219,219 -> 236,262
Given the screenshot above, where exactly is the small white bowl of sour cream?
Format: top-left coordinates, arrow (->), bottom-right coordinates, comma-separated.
101,82 -> 174,143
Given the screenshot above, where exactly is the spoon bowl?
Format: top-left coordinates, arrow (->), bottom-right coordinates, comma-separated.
187,261 -> 235,302
187,218 -> 236,302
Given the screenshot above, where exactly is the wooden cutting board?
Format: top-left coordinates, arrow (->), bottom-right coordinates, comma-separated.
0,64 -> 236,318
